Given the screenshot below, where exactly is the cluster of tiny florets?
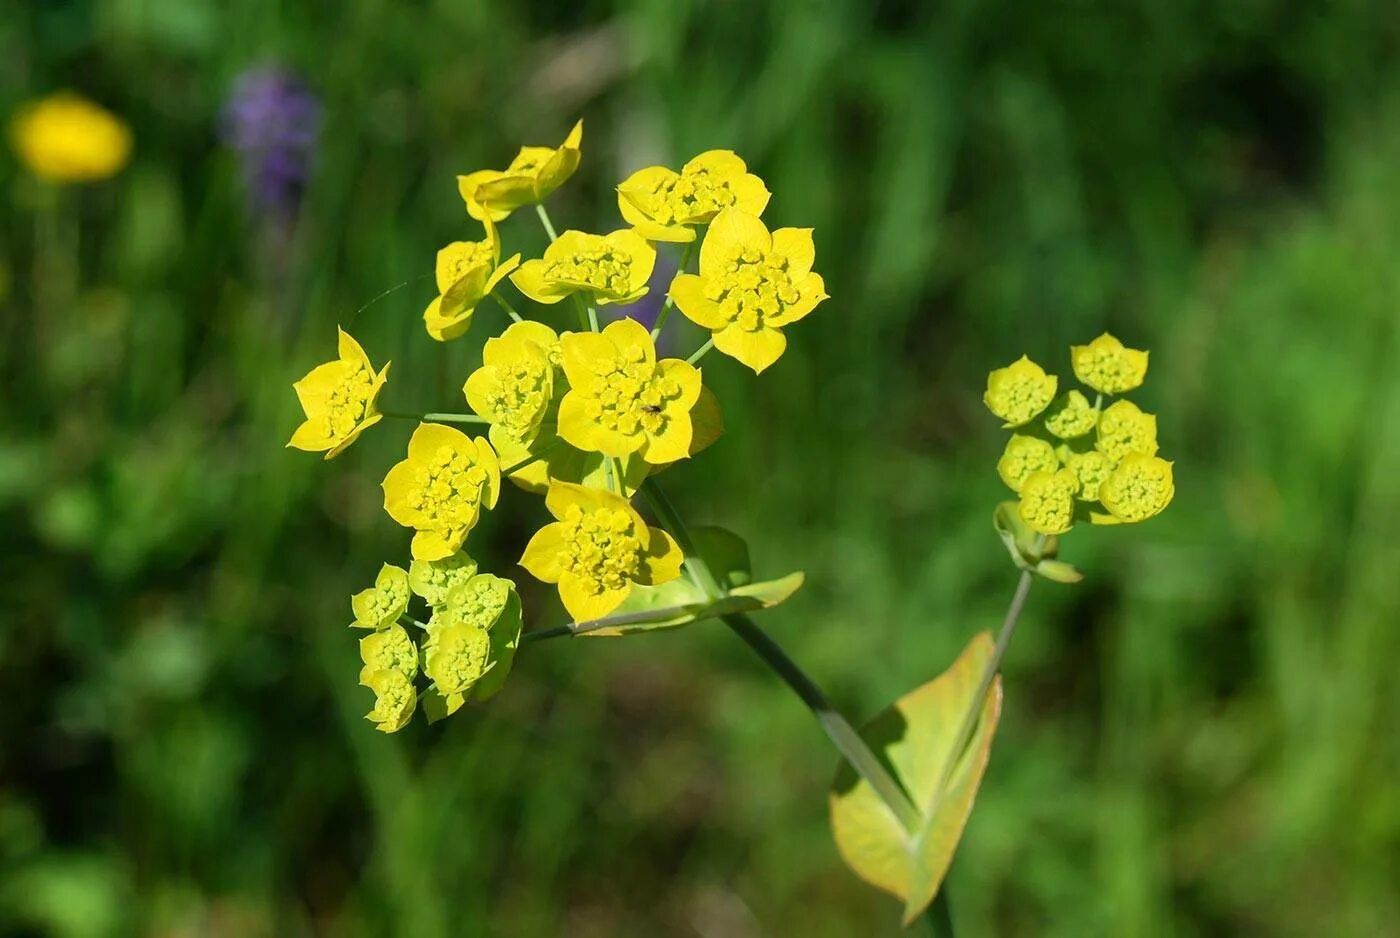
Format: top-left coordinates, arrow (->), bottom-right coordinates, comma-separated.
558,504 -> 643,595
707,249 -> 802,332
985,333 -> 1174,535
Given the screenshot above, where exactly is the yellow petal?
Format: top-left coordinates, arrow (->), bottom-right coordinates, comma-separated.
484,254 -> 521,294
605,228 -> 658,296
519,521 -> 568,583
601,316 -> 655,365
728,172 -> 772,217
407,422 -> 473,462
558,573 -> 629,623
659,358 -> 702,410
458,170 -> 510,221
412,528 -> 461,562
770,227 -> 816,278
681,149 -> 746,176
381,459 -> 423,527
768,271 -> 827,327
557,391 -> 638,457
510,259 -> 570,305
543,480 -> 629,521
337,327 -> 373,370
640,409 -> 693,464
700,209 -> 772,279
292,360 -> 351,414
560,331 -> 619,388
324,414 -> 380,460
287,418 -> 334,453
714,323 -> 787,374
669,273 -> 726,329
635,527 -> 684,586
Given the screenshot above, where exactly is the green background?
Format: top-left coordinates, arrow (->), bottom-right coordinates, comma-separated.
2,1 -> 1398,935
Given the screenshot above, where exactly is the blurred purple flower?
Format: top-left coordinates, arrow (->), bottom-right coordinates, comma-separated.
611,252 -> 679,349
223,67 -> 320,225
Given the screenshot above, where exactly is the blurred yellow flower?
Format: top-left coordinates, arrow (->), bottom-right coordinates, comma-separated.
557,318 -> 702,464
287,328 -> 390,459
519,482 -> 683,621
511,228 -> 656,307
669,209 -> 827,373
381,423 -> 501,561
1071,333 -> 1149,396
618,150 -> 770,243
10,91 -> 131,183
423,214 -> 521,342
457,120 -> 583,222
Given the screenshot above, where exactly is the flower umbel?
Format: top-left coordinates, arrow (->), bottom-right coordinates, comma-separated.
287,328 -> 390,459
464,321 -> 561,443
1071,333 -> 1149,396
519,482 -> 683,621
557,318 -> 702,464
618,150 -> 771,243
458,120 -> 583,222
10,92 -> 131,183
350,563 -> 410,629
423,214 -> 522,341
511,229 -> 656,307
382,424 -> 501,561
669,209 -> 827,374
984,356 -> 1057,427
1098,454 -> 1175,523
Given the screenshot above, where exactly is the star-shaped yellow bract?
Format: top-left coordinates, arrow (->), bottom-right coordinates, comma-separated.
511,228 -> 656,308
287,328 -> 390,460
457,120 -> 583,222
464,320 -> 561,447
381,423 -> 501,561
669,209 -> 828,374
519,482 -> 684,622
1071,333 -> 1149,396
10,92 -> 131,183
423,213 -> 521,341
556,317 -> 702,465
618,150 -> 771,243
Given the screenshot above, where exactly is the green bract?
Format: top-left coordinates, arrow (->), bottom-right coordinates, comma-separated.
408,551 -> 479,607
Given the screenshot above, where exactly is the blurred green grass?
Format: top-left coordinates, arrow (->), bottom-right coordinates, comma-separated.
2,1 -> 1398,935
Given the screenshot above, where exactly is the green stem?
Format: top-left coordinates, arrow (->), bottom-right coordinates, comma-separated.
651,239 -> 697,340
641,478 -> 922,834
492,290 -> 524,324
520,600 -> 709,643
380,411 -> 488,425
935,568 -> 1033,797
399,614 -> 429,631
534,203 -> 559,242
686,337 -> 715,366
724,613 -> 923,833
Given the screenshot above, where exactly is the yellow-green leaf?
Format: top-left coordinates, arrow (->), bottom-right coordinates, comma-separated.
828,632 -> 1002,925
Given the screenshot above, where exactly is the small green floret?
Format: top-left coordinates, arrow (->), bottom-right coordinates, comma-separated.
358,624 -> 418,684
409,552 -> 479,607
363,669 -> 416,733
351,563 -> 410,629
997,435 -> 1059,493
1042,390 -> 1098,439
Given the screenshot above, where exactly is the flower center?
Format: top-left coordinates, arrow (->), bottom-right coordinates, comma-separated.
648,167 -> 738,224
545,246 -> 635,296
583,350 -> 681,438
323,363 -> 373,438
558,504 -> 643,596
483,359 -> 551,434
445,242 -> 491,283
404,444 -> 489,527
704,248 -> 802,332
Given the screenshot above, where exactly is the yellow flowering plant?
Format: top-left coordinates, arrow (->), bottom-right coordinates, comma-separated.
284,118 -> 1175,931
10,91 -> 132,184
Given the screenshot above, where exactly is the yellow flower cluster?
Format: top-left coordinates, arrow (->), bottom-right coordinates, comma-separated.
985,333 -> 1174,535
286,119 -> 825,726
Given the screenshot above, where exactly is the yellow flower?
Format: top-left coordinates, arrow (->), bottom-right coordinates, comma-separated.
423,215 -> 522,341
287,328 -> 390,459
362,669 -> 416,733
1058,446 -> 1115,502
556,318 -> 702,464
1095,399 -> 1158,462
350,563 -> 410,629
669,209 -> 827,374
381,424 -> 501,561
1098,454 -> 1174,523
984,356 -> 1057,427
997,434 -> 1059,493
357,624 -> 418,684
10,92 -> 131,183
408,552 -> 479,607
423,622 -> 492,696
457,120 -> 583,222
1071,333 -> 1149,396
464,321 -> 561,445
511,229 -> 656,307
1042,390 -> 1098,439
1017,468 -> 1079,535
617,150 -> 771,243
519,482 -> 684,621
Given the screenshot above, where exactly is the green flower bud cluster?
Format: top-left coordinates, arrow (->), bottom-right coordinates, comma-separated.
985,333 -> 1175,537
351,552 -> 522,733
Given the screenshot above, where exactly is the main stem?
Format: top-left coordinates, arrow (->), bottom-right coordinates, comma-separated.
641,479 -> 922,833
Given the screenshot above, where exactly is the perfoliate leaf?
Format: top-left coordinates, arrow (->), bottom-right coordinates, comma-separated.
828,632 -> 1002,925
